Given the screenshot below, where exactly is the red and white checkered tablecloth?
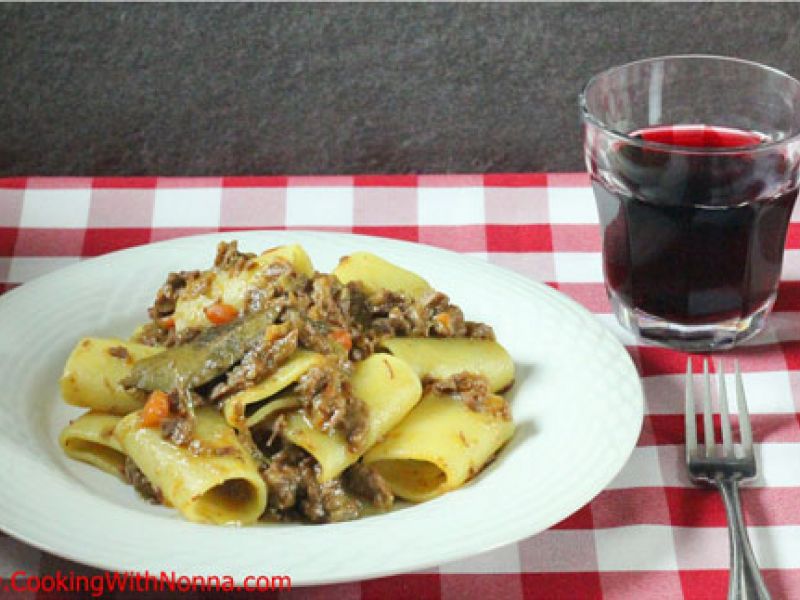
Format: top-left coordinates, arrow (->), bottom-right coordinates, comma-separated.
2,173 -> 800,600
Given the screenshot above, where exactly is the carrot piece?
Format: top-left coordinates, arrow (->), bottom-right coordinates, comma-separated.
160,316 -> 175,330
331,329 -> 352,352
434,313 -> 451,330
141,390 -> 170,428
204,302 -> 239,325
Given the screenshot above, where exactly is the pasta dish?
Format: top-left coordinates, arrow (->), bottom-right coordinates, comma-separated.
58,242 -> 516,525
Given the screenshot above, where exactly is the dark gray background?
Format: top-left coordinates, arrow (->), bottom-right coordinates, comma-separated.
2,3 -> 799,176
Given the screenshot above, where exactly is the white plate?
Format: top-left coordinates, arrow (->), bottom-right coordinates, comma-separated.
0,231 -> 642,585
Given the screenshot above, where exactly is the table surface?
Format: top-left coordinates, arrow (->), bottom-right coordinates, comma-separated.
2,174 -> 800,599
3,4 -> 800,176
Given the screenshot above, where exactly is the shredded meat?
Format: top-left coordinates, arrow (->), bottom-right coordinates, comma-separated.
209,329 -> 299,401
284,313 -> 335,355
214,240 -> 256,272
339,282 -> 372,329
465,321 -> 495,340
303,480 -> 361,523
148,270 -> 205,319
124,457 -> 163,504
344,463 -> 394,509
161,417 -> 195,446
369,290 -> 426,337
133,322 -> 203,348
340,396 -> 370,451
262,447 -> 305,511
307,275 -> 346,325
294,357 -> 369,451
367,288 -> 491,341
107,346 -> 130,360
274,276 -> 368,359
158,386 -> 199,445
421,291 -> 466,336
261,446 -> 361,523
426,372 -> 511,419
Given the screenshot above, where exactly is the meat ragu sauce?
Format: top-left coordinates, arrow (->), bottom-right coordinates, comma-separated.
125,242 -> 502,523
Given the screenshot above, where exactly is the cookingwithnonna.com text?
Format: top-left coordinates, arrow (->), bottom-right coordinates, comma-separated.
1,570 -> 292,595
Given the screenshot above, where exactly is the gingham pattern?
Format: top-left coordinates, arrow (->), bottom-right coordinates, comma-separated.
2,174 -> 800,600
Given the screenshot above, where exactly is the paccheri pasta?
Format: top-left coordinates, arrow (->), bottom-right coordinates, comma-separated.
58,242 -> 516,525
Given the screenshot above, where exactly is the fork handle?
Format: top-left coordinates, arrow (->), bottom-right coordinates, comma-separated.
717,476 -> 772,600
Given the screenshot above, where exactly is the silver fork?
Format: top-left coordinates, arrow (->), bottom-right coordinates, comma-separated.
685,359 -> 772,600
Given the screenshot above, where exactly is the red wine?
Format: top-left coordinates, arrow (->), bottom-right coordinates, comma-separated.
593,124 -> 799,325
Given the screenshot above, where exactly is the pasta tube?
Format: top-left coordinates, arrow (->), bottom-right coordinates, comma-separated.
60,338 -> 163,414
260,243 -> 314,278
363,391 -> 515,502
59,412 -> 126,478
114,407 -> 268,525
332,251 -> 432,299
381,338 -> 515,392
222,350 -> 323,428
281,353 -> 423,481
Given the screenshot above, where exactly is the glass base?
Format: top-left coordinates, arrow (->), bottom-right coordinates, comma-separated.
609,290 -> 775,352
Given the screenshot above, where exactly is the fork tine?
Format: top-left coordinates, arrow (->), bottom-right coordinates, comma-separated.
735,360 -> 753,456
703,359 -> 716,457
685,359 -> 697,460
718,360 -> 733,456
